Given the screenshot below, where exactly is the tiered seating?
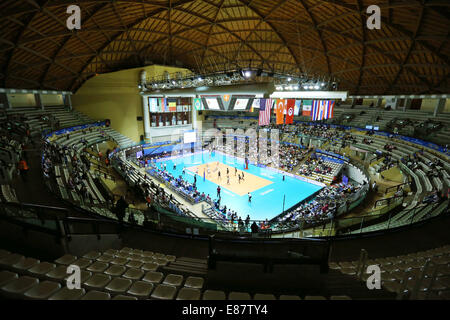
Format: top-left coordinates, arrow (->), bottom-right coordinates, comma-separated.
330,245 -> 450,299
1,247 -> 355,300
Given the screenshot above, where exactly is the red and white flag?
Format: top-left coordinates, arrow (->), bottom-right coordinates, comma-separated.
258,98 -> 272,126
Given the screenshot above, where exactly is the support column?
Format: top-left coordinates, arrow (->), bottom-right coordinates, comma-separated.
403,98 -> 412,110
35,93 -> 44,110
376,98 -> 382,108
0,93 -> 12,109
433,98 -> 446,117
64,94 -> 72,110
142,95 -> 151,142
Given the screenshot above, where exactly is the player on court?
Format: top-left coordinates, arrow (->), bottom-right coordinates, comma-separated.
227,175 -> 230,185
234,167 -> 237,176
218,170 -> 221,180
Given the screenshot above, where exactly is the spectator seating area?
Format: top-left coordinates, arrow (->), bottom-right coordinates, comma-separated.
0,247 -> 353,300
330,245 -> 450,300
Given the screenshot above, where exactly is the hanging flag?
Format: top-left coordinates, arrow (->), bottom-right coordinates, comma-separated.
276,99 -> 286,125
302,100 -> 312,116
159,98 -> 167,112
149,98 -> 158,113
285,99 -> 295,124
324,100 -> 335,119
193,98 -> 202,111
168,99 -> 177,112
294,100 -> 302,116
258,98 -> 272,126
251,98 -> 260,113
312,100 -> 328,121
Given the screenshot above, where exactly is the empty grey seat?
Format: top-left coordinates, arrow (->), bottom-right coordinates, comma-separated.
131,249 -> 143,256
0,253 -> 25,269
202,290 -> 226,300
184,276 -> 204,289
120,247 -> 133,254
141,257 -> 155,264
45,265 -> 69,282
330,295 -> 352,300
1,276 -> 39,299
28,262 -> 56,277
163,274 -> 183,287
110,257 -> 128,266
142,251 -> 154,258
127,281 -> 154,299
24,281 -> 61,300
55,254 -> 77,265
71,258 -> 92,269
112,294 -> 138,300
305,295 -> 327,300
83,274 -> 111,290
97,255 -> 114,263
153,253 -> 165,259
177,287 -> 201,300
151,284 -> 177,300
86,261 -> 109,273
48,287 -> 86,300
0,270 -> 18,287
142,271 -> 164,284
103,249 -> 119,256
104,277 -> 132,294
104,265 -> 126,277
166,255 -> 176,262
81,290 -> 111,300
126,260 -> 143,268
154,258 -> 168,266
122,268 -> 144,280
279,295 -> 301,300
82,251 -> 101,260
141,263 -> 158,272
12,258 -> 39,272
228,292 -> 252,300
254,293 -> 276,300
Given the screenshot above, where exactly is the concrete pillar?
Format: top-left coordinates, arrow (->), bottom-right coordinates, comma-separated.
0,93 -> 11,109
64,94 -> 72,110
35,93 -> 44,110
192,98 -> 197,129
403,98 -> 412,110
434,98 -> 446,117
375,98 -> 382,108
142,95 -> 151,141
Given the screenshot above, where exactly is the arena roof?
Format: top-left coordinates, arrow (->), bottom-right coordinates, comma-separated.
0,0 -> 449,95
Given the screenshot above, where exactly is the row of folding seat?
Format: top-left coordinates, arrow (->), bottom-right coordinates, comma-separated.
329,245 -> 450,299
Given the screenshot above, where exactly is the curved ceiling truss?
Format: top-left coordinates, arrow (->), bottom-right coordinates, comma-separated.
0,0 -> 449,95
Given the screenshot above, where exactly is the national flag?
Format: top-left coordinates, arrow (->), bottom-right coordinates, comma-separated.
159,98 -> 167,112
149,98 -> 158,113
286,99 -> 295,124
302,100 -> 312,116
276,99 -> 286,125
193,98 -> 202,111
251,99 -> 260,113
258,98 -> 272,126
168,99 -> 177,112
324,100 -> 335,119
294,100 -> 302,116
311,100 -> 335,121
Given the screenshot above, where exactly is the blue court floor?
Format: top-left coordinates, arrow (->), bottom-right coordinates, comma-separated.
149,151 -> 323,221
